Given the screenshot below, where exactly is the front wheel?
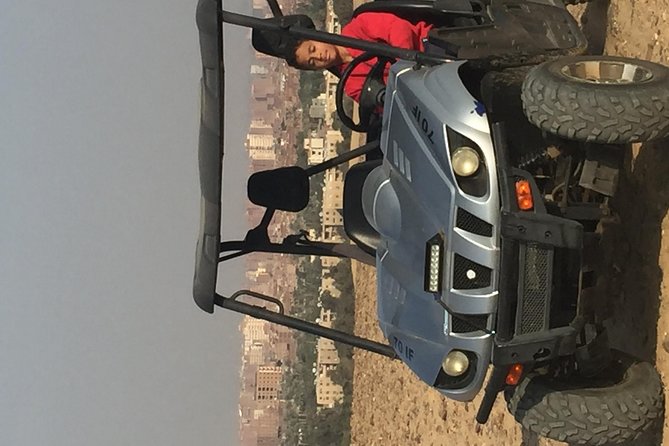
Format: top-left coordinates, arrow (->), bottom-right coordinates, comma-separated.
521,56 -> 669,144
506,351 -> 664,445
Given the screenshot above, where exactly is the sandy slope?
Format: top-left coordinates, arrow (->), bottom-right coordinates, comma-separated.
349,2 -> 669,445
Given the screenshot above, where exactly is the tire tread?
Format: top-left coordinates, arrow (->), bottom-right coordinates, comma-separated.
506,361 -> 664,445
521,58 -> 669,144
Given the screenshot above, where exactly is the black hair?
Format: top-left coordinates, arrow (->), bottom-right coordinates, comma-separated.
251,15 -> 316,69
285,39 -> 306,69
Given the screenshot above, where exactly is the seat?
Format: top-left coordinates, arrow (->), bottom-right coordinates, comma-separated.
343,160 -> 382,257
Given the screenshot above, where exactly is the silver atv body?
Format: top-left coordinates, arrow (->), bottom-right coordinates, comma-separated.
364,61 -> 499,400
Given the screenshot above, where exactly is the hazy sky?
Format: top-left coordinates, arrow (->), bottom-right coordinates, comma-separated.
2,0 -> 251,444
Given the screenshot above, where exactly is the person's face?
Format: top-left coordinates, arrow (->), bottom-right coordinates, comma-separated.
294,40 -> 341,69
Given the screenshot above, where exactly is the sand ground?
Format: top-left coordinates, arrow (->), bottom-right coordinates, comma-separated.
349,2 -> 669,445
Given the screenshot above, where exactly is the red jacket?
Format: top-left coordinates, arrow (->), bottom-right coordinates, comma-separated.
339,12 -> 433,102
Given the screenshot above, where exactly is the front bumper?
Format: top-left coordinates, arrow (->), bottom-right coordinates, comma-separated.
490,122 -> 582,366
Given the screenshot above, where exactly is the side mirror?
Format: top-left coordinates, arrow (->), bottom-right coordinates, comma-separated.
247,166 -> 310,212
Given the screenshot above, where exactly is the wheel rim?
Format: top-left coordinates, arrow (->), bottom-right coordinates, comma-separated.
560,60 -> 654,84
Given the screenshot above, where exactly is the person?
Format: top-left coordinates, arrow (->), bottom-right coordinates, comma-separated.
252,12 -> 433,103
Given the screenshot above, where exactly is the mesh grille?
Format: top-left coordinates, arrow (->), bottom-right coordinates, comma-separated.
452,254 -> 492,289
451,314 -> 489,333
518,244 -> 551,334
456,209 -> 493,237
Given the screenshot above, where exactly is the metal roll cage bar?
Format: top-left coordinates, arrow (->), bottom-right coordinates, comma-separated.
193,0 -> 424,360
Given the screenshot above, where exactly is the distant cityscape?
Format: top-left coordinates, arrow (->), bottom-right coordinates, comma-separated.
238,0 -> 350,444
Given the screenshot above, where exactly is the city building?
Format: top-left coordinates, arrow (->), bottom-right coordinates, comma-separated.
321,275 -> 342,298
246,120 -> 276,161
243,317 -> 270,352
255,403 -> 281,446
248,342 -> 265,366
309,93 -> 327,120
304,136 -> 325,164
255,365 -> 283,401
324,129 -> 343,158
316,371 -> 344,408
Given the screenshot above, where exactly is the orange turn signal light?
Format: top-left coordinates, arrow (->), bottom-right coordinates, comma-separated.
515,180 -> 534,211
505,363 -> 524,386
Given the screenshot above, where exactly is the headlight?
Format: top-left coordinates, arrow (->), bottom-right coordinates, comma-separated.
434,350 -> 477,389
442,350 -> 470,377
451,146 -> 480,177
446,128 -> 488,197
424,234 -> 444,293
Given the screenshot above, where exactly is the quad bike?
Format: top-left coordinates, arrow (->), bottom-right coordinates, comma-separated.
193,0 -> 669,443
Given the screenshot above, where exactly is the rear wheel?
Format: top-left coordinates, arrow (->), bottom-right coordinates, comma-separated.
506,351 -> 664,445
521,56 -> 669,144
